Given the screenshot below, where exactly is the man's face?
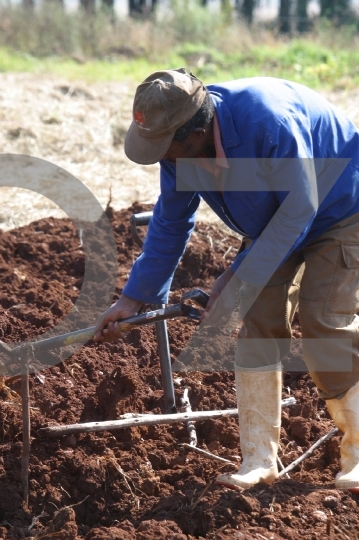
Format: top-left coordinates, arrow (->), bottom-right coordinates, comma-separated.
162,127 -> 213,164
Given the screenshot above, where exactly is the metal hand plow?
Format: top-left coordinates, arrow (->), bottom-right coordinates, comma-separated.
0,211 -> 298,506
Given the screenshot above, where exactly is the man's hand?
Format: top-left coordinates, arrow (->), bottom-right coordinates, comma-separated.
93,294 -> 142,342
201,267 -> 242,327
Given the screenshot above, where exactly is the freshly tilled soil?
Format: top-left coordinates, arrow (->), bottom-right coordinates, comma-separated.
0,204 -> 358,540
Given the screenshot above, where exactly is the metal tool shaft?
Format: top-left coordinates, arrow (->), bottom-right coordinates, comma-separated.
3,294 -> 207,363
154,304 -> 177,413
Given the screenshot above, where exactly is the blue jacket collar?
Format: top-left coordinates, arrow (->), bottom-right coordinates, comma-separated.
210,91 -> 242,149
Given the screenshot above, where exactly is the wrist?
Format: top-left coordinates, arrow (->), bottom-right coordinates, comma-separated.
116,294 -> 142,311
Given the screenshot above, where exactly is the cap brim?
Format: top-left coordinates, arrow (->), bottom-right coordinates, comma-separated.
125,121 -> 174,165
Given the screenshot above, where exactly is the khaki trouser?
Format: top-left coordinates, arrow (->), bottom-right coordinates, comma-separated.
235,212 -> 359,400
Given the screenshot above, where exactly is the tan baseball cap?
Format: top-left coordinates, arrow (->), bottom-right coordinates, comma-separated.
125,68 -> 207,165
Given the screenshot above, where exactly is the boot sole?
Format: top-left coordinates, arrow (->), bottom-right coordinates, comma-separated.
215,471 -> 278,491
336,480 -> 359,492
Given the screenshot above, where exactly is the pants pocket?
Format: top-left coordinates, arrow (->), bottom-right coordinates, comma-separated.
324,243 -> 359,316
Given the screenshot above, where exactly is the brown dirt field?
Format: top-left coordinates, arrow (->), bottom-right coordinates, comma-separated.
0,204 -> 358,540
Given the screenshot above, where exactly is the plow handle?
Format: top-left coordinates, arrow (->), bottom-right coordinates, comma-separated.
3,289 -> 208,363
130,211 -> 153,248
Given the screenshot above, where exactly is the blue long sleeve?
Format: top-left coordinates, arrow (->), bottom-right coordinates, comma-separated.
123,161 -> 201,303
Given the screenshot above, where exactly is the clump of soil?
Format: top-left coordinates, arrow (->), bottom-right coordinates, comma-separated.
0,204 -> 358,540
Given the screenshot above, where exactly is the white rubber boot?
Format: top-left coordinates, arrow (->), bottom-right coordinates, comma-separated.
326,381 -> 359,491
216,364 -> 281,490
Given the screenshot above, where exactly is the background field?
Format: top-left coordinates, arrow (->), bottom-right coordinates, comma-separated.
1,0 -> 359,231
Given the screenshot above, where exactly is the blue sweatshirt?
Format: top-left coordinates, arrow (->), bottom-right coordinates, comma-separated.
123,77 -> 359,304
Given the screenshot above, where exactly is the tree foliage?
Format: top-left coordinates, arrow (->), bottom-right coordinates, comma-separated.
320,0 -> 351,21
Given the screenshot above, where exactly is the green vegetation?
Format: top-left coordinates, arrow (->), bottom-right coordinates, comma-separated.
0,1 -> 359,90
1,41 -> 358,91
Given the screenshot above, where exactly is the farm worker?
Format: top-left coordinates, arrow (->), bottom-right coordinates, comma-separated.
94,68 -> 359,491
